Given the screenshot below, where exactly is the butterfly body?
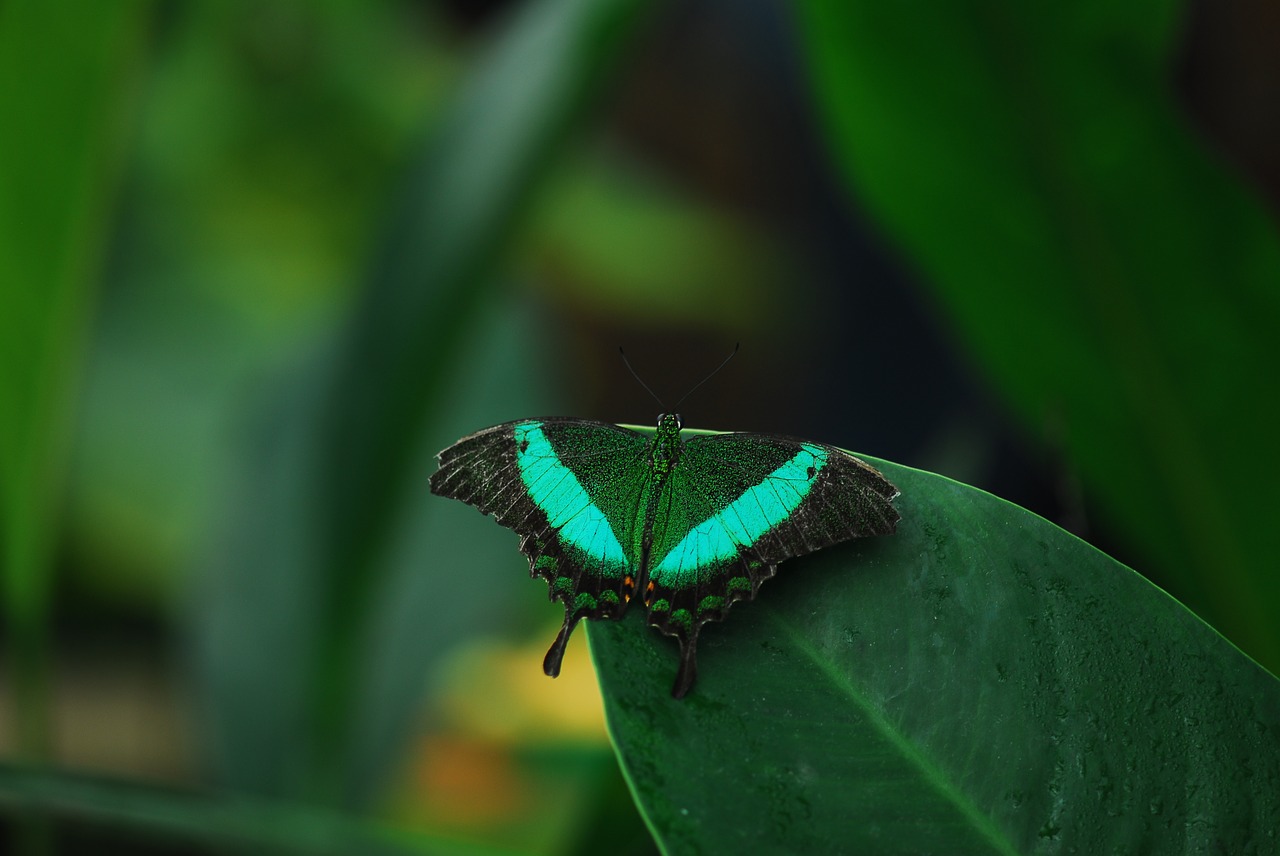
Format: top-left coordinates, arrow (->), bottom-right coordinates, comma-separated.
430,414 -> 899,698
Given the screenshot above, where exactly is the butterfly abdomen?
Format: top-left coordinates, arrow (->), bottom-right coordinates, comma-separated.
634,413 -> 684,596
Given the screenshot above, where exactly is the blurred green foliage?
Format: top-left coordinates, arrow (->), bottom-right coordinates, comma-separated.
797,0 -> 1280,671
2,0 -> 1279,852
0,0 -> 150,761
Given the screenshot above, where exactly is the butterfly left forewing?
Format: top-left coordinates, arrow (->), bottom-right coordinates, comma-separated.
430,419 -> 650,676
644,432 -> 900,697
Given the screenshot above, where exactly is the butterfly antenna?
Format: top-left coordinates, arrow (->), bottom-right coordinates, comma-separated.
672,342 -> 740,411
619,347 -> 666,409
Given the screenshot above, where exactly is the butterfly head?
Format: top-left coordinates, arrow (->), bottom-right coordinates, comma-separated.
656,412 -> 683,432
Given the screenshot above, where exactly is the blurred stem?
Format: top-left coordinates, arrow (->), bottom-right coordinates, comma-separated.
4,586 -> 55,856
7,617 -> 53,760
10,814 -> 53,856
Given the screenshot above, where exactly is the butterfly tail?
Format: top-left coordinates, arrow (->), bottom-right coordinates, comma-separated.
543,612 -> 581,678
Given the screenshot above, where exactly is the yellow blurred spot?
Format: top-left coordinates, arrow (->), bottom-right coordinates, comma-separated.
390,625 -> 616,847
436,626 -> 609,746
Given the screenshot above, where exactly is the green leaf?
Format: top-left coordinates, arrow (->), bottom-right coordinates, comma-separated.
0,0 -> 149,757
792,0 -> 1280,671
189,0 -> 652,805
0,762 -> 520,856
588,458 -> 1280,854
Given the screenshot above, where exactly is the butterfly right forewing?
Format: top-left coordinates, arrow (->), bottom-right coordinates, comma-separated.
640,432 -> 900,697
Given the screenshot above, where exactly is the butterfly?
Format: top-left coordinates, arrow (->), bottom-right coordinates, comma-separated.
429,413 -> 900,698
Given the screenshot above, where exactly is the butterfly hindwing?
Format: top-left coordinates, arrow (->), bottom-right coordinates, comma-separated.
644,433 -> 901,697
429,418 -> 650,675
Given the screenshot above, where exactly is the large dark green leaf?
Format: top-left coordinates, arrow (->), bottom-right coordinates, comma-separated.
589,456 -> 1280,854
792,0 -> 1280,671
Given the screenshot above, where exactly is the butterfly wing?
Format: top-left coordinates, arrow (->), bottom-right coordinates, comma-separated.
644,433 -> 900,697
429,419 -> 651,676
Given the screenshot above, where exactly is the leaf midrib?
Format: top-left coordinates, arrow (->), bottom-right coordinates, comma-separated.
766,608 -> 1019,856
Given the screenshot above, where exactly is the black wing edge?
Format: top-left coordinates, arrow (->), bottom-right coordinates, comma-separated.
428,417 -> 646,507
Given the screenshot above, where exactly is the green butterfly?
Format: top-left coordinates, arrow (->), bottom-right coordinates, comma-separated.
430,413 -> 900,698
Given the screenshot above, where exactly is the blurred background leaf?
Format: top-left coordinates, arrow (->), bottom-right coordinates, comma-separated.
0,0 -> 150,761
794,0 -> 1280,672
185,0 -> 653,824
